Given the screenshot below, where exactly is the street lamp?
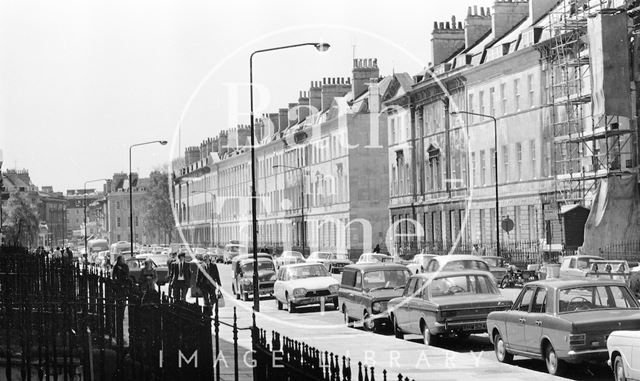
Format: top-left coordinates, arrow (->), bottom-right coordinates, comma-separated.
451,110 -> 500,257
273,165 -> 306,257
191,190 -> 218,247
249,42 -> 330,312
84,178 -> 108,262
129,140 -> 167,257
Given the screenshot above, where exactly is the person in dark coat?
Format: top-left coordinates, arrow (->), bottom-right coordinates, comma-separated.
372,244 -> 381,253
166,252 -> 177,295
170,252 -> 191,301
196,255 -> 222,306
111,255 -> 130,344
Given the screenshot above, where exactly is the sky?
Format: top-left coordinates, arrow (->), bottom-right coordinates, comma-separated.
0,0 -> 493,192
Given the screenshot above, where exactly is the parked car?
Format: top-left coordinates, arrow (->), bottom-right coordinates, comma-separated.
126,257 -> 169,285
207,247 -> 224,263
607,330 -> 640,381
230,254 -> 276,301
275,251 -> 305,269
482,256 -> 509,283
406,254 -> 438,274
339,263 -> 411,332
273,263 -> 340,313
306,251 -> 352,273
486,279 -> 640,376
389,271 -> 511,345
423,255 -> 491,274
356,253 -> 394,264
558,255 -> 604,279
223,243 -> 248,264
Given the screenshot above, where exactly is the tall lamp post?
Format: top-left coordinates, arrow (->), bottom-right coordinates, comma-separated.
191,190 -> 218,247
273,165 -> 306,257
249,42 -> 330,312
450,110 -> 500,257
129,140 -> 167,257
84,178 -> 108,262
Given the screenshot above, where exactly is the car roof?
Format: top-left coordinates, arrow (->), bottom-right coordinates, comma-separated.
412,270 -> 494,280
526,278 -> 628,289
431,255 -> 488,263
282,262 -> 326,269
344,263 -> 407,271
563,255 -> 604,260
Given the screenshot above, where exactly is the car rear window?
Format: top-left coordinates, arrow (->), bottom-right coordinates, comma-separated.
341,269 -> 356,287
558,285 -> 639,313
442,260 -> 490,272
430,274 -> 499,297
362,270 -> 410,290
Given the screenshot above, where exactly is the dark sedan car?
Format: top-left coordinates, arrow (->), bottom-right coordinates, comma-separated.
487,279 -> 640,376
338,263 -> 411,333
388,271 -> 511,345
126,257 -> 169,285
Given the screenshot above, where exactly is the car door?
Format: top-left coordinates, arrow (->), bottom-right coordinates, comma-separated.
273,268 -> 286,303
353,271 -> 365,320
524,286 -> 547,354
407,278 -> 427,334
395,278 -> 416,331
505,286 -> 535,352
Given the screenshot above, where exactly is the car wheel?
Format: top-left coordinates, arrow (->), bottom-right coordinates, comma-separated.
242,292 -> 249,302
343,306 -> 351,326
287,295 -> 296,313
500,276 -> 509,289
614,355 -> 626,381
392,315 -> 404,339
333,299 -> 339,310
363,311 -> 377,333
276,299 -> 283,310
544,343 -> 566,376
422,323 -> 437,346
493,332 -> 513,364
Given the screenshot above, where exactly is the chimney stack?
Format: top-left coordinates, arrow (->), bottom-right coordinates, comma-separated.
528,0 -> 557,26
297,91 -> 310,121
321,77 -> 351,110
287,102 -> 299,127
431,16 -> 465,66
352,58 -> 380,98
217,130 -> 229,157
492,0 -> 529,40
267,113 -> 279,138
278,108 -> 289,133
465,6 -> 492,48
309,81 -> 322,113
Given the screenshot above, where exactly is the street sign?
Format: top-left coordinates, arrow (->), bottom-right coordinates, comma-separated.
501,216 -> 514,233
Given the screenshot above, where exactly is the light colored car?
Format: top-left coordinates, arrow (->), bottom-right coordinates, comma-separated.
423,255 -> 491,274
223,243 -> 248,264
273,263 -> 339,313
306,251 -> 352,273
356,253 -> 394,264
406,254 -> 437,274
558,255 -> 604,279
275,251 -> 305,269
608,330 -> 640,381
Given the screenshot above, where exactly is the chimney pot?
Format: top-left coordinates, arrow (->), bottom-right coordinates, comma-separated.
480,7 -> 485,16
474,5 -> 478,15
468,6 -> 472,15
434,21 -> 438,29
452,16 -> 456,28
439,22 -> 445,29
445,22 -> 450,29
458,22 -> 463,29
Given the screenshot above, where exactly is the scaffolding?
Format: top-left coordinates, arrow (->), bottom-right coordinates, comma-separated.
542,0 -> 636,205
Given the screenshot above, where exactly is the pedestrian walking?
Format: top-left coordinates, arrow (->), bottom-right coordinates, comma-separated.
196,255 -> 221,307
140,258 -> 158,302
372,244 -> 381,253
111,255 -> 130,345
166,251 -> 177,295
170,252 -> 191,301
52,247 -> 62,260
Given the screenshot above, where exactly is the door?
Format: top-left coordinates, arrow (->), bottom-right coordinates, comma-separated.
353,271 -> 365,320
407,278 -> 427,334
339,269 -> 357,317
273,268 -> 286,303
396,278 -> 416,331
524,287 -> 547,354
505,286 -> 535,351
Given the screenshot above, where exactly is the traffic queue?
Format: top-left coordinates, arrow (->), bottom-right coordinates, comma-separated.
231,248 -> 640,380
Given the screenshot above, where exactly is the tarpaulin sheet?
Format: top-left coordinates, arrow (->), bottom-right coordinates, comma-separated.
581,174 -> 640,255
588,12 -> 632,118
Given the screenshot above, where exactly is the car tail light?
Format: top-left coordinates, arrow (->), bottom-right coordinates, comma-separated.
568,333 -> 586,346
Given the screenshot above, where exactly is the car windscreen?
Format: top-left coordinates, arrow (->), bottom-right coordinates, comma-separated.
442,260 -> 490,272
240,260 -> 274,273
483,258 -> 501,267
558,285 -> 639,313
288,265 -> 329,279
336,254 -> 349,260
362,270 -> 410,290
430,274 -> 499,297
315,253 -> 332,259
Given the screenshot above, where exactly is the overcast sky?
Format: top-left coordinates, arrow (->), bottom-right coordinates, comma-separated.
0,0 -> 493,192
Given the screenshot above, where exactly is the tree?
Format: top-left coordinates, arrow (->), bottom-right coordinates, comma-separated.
4,192 -> 40,247
141,171 -> 176,244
